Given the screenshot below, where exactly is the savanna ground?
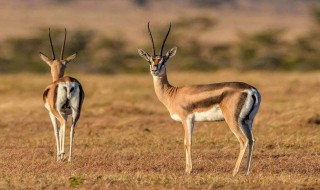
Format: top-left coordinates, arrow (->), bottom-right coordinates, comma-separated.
0,71 -> 319,189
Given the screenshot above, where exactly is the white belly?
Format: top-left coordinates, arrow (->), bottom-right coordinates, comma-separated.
171,114 -> 182,121
170,106 -> 224,122
192,106 -> 224,121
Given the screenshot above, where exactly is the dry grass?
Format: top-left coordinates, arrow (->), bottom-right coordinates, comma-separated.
0,71 -> 319,189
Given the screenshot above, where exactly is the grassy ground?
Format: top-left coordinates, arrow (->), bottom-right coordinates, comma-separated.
0,71 -> 319,189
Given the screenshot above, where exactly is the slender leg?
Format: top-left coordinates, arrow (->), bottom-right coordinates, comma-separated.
183,117 -> 194,174
59,114 -> 68,160
69,109 -> 80,162
223,113 -> 248,176
241,120 -> 254,175
49,112 -> 60,161
233,136 -> 247,177
246,135 -> 254,175
184,138 -> 189,172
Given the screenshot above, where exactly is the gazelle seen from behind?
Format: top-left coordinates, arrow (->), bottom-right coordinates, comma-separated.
138,23 -> 261,176
40,28 -> 85,161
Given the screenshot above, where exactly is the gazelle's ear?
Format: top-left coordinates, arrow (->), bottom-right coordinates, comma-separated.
165,47 -> 177,59
138,49 -> 151,61
64,53 -> 77,64
39,52 -> 52,66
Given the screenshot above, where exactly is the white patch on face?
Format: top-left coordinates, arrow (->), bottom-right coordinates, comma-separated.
191,106 -> 224,122
171,114 -> 182,121
151,64 -> 166,77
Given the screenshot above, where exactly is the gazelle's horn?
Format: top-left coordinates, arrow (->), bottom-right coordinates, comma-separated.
160,23 -> 171,56
60,28 -> 66,60
48,28 -> 56,60
148,22 -> 156,56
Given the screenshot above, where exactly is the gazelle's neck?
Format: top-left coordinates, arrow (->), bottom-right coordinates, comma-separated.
152,70 -> 176,106
51,68 -> 64,82
52,73 -> 61,82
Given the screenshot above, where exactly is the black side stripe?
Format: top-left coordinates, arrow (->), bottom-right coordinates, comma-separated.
71,83 -> 84,125
183,95 -> 222,112
78,83 -> 84,112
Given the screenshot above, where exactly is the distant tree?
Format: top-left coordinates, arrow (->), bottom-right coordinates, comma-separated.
133,0 -> 148,7
191,0 -> 238,9
311,4 -> 320,26
50,0 -> 75,4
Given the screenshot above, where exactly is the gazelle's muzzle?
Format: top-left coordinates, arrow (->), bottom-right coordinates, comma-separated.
150,64 -> 161,75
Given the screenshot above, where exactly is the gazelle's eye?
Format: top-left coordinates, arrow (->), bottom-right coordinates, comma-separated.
70,87 -> 74,92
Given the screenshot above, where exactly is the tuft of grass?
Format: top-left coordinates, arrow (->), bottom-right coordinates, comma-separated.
69,176 -> 84,188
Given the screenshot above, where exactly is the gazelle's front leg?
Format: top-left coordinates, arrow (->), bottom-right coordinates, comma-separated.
49,112 -> 60,161
182,116 -> 194,174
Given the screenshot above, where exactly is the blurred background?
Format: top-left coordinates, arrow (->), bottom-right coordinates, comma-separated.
1,0 -> 320,73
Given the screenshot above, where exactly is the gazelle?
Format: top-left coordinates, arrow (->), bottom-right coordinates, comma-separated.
40,28 -> 85,161
138,23 -> 261,176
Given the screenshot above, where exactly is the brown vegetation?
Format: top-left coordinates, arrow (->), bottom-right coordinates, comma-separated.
0,71 -> 319,189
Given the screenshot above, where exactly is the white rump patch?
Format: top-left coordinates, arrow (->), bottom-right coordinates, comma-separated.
56,81 -> 81,115
239,90 -> 254,119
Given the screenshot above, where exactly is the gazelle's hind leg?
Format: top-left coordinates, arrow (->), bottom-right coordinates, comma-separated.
239,119 -> 254,175
68,108 -> 80,162
59,114 -> 68,160
222,110 -> 249,176
243,91 -> 260,175
49,112 -> 60,161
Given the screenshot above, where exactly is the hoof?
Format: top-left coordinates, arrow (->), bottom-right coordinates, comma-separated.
185,168 -> 192,174
60,153 -> 65,160
232,171 -> 238,177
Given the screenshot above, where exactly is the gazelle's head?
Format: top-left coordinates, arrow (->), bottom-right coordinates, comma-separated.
39,28 -> 77,81
138,22 -> 177,77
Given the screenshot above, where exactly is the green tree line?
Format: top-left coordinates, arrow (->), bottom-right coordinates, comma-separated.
1,10 -> 320,73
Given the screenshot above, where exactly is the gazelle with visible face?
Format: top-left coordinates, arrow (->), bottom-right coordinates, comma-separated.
138,23 -> 261,176
40,28 -> 85,161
